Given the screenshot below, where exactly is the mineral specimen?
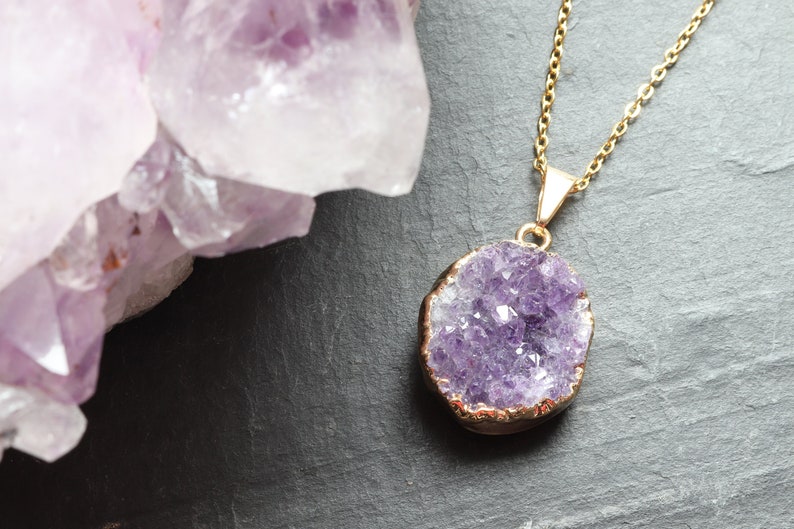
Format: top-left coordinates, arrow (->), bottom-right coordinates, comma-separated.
0,0 -> 429,462
120,131 -> 317,258
420,241 -> 594,433
0,0 -> 160,293
148,0 -> 429,197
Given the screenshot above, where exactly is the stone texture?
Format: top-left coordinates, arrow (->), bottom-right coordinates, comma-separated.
5,1 -> 793,528
426,241 -> 592,410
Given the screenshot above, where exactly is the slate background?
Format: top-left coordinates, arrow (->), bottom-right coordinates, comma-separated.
1,1 -> 793,528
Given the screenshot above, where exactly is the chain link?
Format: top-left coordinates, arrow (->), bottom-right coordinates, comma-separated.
533,0 -> 715,192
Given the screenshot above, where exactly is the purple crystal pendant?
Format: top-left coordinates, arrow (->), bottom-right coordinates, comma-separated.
418,167 -> 594,434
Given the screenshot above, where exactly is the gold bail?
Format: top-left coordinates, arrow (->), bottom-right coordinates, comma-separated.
536,166 -> 577,227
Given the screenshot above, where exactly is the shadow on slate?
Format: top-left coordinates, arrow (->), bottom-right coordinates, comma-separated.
0,184 -> 564,529
0,243 -> 274,528
1,189 -> 559,529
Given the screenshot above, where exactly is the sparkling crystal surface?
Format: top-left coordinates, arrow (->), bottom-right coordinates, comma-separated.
148,0 -> 429,196
426,241 -> 593,410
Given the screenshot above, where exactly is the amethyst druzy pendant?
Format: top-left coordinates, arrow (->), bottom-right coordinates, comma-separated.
419,240 -> 594,434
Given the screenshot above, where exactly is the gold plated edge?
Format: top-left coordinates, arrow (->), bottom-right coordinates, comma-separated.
418,240 -> 595,435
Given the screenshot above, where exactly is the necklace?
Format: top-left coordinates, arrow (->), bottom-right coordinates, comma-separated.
418,0 -> 715,434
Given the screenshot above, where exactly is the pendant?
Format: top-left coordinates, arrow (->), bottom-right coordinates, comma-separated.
418,167 -> 594,434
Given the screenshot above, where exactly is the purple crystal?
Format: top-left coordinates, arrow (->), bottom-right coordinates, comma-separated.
0,0 -> 429,462
425,241 -> 593,411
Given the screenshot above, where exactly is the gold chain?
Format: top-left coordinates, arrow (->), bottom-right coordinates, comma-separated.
533,0 -> 715,192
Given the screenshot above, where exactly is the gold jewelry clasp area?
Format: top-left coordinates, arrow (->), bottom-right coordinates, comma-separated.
516,166 -> 577,251
536,166 -> 577,228
516,222 -> 552,251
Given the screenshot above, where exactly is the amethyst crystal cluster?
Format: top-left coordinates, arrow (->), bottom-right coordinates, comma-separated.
0,0 -> 429,461
423,241 -> 593,425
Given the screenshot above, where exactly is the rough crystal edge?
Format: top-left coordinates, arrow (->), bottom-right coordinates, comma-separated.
0,383 -> 87,463
114,253 -> 195,325
418,240 -> 595,435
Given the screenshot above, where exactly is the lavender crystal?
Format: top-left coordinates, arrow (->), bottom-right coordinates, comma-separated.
0,0 -> 429,462
425,241 -> 593,411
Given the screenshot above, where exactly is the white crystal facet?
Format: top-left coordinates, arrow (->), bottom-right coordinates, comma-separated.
149,0 -> 430,196
0,383 -> 87,463
0,0 -> 159,292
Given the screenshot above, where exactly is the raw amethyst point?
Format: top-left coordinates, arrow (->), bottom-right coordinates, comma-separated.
419,240 -> 594,434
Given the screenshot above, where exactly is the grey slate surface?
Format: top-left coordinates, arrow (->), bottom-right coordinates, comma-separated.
1,1 -> 793,528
